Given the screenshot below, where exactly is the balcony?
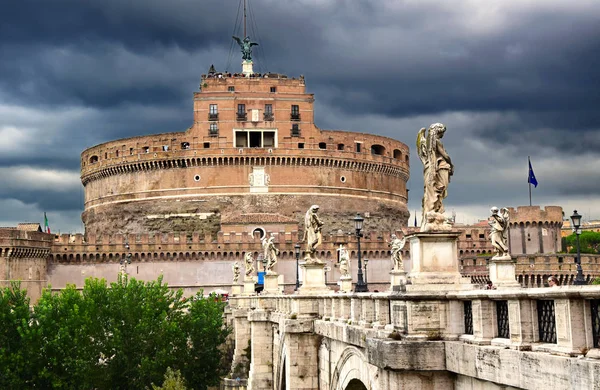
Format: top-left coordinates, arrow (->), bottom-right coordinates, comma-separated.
236,112 -> 247,121
264,113 -> 274,121
208,113 -> 219,121
290,113 -> 301,121
291,128 -> 301,137
209,128 -> 219,137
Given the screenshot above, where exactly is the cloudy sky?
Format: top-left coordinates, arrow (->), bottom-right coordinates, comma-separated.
1,0 -> 599,232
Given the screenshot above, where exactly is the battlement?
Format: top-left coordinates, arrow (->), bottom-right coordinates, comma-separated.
508,205 -> 563,225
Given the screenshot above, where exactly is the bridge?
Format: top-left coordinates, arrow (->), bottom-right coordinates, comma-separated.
224,233 -> 600,390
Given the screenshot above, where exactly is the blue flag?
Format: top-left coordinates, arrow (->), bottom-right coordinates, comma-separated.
528,159 -> 538,187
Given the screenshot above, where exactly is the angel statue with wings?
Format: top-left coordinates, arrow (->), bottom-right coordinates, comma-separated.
232,36 -> 259,61
416,123 -> 454,231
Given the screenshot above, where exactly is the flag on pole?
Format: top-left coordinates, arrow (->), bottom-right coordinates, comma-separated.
44,212 -> 51,234
528,158 -> 538,188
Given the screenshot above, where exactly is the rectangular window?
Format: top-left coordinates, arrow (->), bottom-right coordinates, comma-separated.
129,148 -> 134,155
496,300 -> 510,339
355,143 -> 361,153
298,142 -> 304,149
537,300 -> 557,343
265,104 -> 272,114
209,123 -> 218,135
270,87 -> 276,93
203,142 -> 210,148
291,105 -> 300,121
466,234 -> 472,239
228,86 -> 235,92
234,130 -> 277,148
479,234 -> 485,239
237,104 -> 246,114
464,301 -> 473,335
209,104 -> 218,114
337,144 -> 345,151
291,124 -> 300,137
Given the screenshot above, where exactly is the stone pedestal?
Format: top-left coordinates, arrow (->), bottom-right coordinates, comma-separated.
489,255 -> 521,288
231,284 -> 242,296
339,276 -> 353,293
390,270 -> 408,289
242,60 -> 253,76
298,261 -> 329,295
243,278 -> 256,295
406,231 -> 473,291
263,273 -> 280,294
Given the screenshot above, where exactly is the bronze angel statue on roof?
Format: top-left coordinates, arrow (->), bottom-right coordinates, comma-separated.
232,36 -> 259,61
416,123 -> 454,232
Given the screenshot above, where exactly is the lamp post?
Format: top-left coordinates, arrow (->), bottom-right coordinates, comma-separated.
571,210 -> 587,285
363,258 -> 369,287
294,243 -> 301,291
354,213 -> 368,292
120,242 -> 131,275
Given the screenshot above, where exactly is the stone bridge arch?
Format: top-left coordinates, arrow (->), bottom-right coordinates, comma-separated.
330,346 -> 372,390
275,330 -> 288,390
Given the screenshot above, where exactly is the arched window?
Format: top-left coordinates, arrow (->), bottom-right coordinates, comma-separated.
89,155 -> 99,164
371,144 -> 385,155
393,149 -> 402,159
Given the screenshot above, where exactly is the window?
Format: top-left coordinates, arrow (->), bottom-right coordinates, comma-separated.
479,234 -> 485,239
338,144 -> 345,151
291,105 -> 300,121
130,148 -> 134,155
181,142 -> 190,149
291,124 -> 300,137
264,104 -> 273,121
393,149 -> 402,159
270,87 -> 276,93
466,234 -> 472,239
143,146 -> 150,153
115,150 -> 119,157
355,143 -> 361,153
228,86 -> 235,92
319,142 -> 326,150
234,130 -> 276,148
203,142 -> 210,148
298,143 -> 304,149
162,145 -> 169,151
89,155 -> 99,164
237,104 -> 247,121
496,300 -> 510,339
209,104 -> 218,120
371,144 -> 385,155
209,123 -> 218,135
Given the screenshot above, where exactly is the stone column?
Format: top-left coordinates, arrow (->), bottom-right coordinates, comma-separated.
553,298 -> 587,355
283,330 -> 321,389
489,256 -> 521,288
298,262 -> 329,294
264,273 -> 279,294
247,310 -> 273,390
231,308 -> 251,378
471,299 -> 495,345
505,299 -> 535,350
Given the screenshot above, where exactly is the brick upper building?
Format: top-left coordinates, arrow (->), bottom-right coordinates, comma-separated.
80,70 -> 410,237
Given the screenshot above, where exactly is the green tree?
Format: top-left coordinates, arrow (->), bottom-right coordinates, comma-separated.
0,276 -> 230,389
151,367 -> 188,390
565,231 -> 600,254
0,282 -> 34,389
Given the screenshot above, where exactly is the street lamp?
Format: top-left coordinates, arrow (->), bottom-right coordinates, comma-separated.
354,213 -> 368,292
571,210 -> 586,285
120,241 -> 132,275
294,243 -> 301,291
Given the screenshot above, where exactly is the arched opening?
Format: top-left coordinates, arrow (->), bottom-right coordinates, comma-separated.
393,149 -> 402,159
370,144 -> 385,155
89,155 -> 99,164
318,142 -> 327,149
346,379 -> 368,390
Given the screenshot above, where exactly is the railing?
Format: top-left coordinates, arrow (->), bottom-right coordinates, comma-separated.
290,113 -> 300,121
496,300 -> 510,339
263,113 -> 274,121
291,128 -> 300,137
209,113 -> 219,121
592,299 -> 600,348
236,113 -> 247,121
209,128 -> 219,137
537,300 -> 557,343
227,286 -> 600,357
464,301 -> 473,335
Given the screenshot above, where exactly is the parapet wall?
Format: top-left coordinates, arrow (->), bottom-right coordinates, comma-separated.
508,205 -> 564,225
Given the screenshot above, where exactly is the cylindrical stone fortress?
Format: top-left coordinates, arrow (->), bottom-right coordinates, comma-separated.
81,73 -> 410,235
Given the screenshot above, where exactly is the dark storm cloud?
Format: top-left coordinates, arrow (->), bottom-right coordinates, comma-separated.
1,0 -> 600,231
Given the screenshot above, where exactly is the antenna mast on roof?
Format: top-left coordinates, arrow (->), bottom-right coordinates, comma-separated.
243,0 -> 247,38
